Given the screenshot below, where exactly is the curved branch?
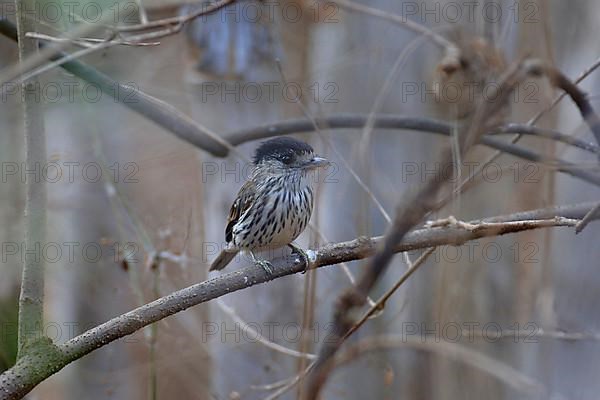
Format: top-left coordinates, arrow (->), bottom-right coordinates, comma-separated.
227,113 -> 598,153
492,123 -> 599,154
227,114 -> 600,186
0,202 -> 597,399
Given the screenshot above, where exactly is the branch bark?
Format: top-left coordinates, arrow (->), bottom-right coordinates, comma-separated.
226,114 -> 600,187
0,202 -> 597,399
225,114 -> 598,153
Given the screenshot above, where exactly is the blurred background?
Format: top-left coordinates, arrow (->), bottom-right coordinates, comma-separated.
1,0 -> 600,398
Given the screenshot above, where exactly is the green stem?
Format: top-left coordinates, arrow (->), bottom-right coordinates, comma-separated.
15,0 -> 47,357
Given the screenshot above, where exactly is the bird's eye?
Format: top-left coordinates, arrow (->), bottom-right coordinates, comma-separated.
281,154 -> 293,164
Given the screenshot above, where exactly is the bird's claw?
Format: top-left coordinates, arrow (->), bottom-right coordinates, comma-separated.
289,244 -> 311,273
255,259 -> 274,275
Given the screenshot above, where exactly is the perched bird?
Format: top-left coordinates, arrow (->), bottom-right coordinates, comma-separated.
210,137 -> 329,273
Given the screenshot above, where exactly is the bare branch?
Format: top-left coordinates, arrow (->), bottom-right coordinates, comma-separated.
575,202 -> 600,234
133,0 -> 149,24
112,0 -> 236,32
24,32 -> 160,47
343,248 -> 435,339
492,124 -> 599,154
0,14 -> 111,85
226,114 -> 600,187
1,201 -> 596,399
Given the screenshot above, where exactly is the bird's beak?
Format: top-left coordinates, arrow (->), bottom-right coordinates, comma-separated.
304,156 -> 330,169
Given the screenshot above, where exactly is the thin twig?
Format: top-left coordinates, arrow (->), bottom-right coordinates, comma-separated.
134,0 -> 149,24
357,33 -> 430,162
15,40 -> 115,84
0,13 -> 113,85
25,31 -> 160,47
216,299 -> 317,360
24,32 -> 95,48
264,362 -> 316,400
114,0 -> 235,32
309,227 -> 377,307
492,124 -> 600,154
575,202 -> 600,234
343,248 -> 436,339
274,60 -> 394,226
329,0 -> 454,49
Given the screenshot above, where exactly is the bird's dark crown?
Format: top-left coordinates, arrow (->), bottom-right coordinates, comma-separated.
253,137 -> 314,166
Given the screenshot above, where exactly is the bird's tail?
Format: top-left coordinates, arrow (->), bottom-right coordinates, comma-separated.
209,250 -> 238,271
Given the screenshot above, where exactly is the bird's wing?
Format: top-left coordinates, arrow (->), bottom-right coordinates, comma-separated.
225,180 -> 257,244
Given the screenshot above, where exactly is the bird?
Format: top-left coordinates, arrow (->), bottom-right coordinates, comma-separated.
209,137 -> 329,274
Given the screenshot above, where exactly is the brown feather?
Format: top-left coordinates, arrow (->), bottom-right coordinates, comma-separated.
225,180 -> 256,243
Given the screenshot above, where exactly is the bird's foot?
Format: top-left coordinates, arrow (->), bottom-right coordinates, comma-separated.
254,259 -> 274,275
288,243 -> 311,273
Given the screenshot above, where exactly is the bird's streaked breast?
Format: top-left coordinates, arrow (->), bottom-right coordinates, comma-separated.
231,173 -> 314,250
